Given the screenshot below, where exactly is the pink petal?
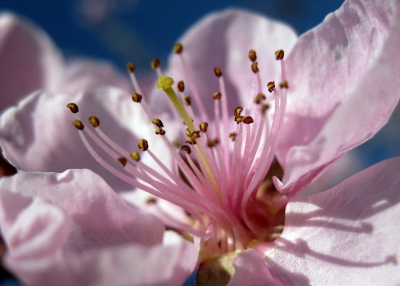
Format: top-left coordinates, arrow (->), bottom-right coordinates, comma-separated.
278,0 -> 400,195
261,157 -> 400,285
151,9 -> 297,118
0,12 -> 64,112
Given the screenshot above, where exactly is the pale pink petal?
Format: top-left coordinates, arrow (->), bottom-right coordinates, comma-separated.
228,249 -> 283,286
0,12 -> 64,111
278,0 -> 400,195
261,157 -> 400,285
0,88 -> 178,191
151,9 -> 297,118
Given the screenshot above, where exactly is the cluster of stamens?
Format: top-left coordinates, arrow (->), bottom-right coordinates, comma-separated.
67,44 -> 289,256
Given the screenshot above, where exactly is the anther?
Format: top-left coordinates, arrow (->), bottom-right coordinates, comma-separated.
130,152 -> 141,162
186,128 -> 192,137
261,103 -> 270,114
248,50 -> 257,62
184,95 -> 191,106
138,139 -> 149,151
73,120 -> 84,130
191,131 -> 201,139
279,81 -> 289,89
243,116 -> 254,124
229,132 -> 237,141
214,67 -> 222,78
155,128 -> 166,135
88,116 -> 100,128
235,116 -> 244,124
67,103 -> 79,113
267,81 -> 275,93
207,139 -> 219,147
213,92 -> 221,100
200,122 -> 208,133
146,197 -> 157,204
117,157 -> 127,167
275,49 -> 284,60
173,43 -> 183,54
181,145 -> 191,154
151,58 -> 160,70
177,81 -> 185,92
152,118 -> 164,128
254,93 -> 266,104
234,107 -> 243,117
132,93 -> 143,103
251,62 -> 259,73
127,62 -> 135,73
186,138 -> 197,145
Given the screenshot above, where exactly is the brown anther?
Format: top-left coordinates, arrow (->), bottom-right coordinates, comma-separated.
130,152 -> 140,162
234,106 -> 243,117
146,197 -> 157,204
173,43 -> 183,54
261,103 -> 270,114
213,92 -> 221,100
275,49 -> 284,60
214,67 -> 222,77
235,116 -> 244,124
181,145 -> 191,154
155,128 -> 166,135
254,93 -> 266,104
67,103 -> 79,113
207,139 -> 219,147
279,81 -> 289,89
200,122 -> 208,133
73,120 -> 84,130
88,116 -> 100,128
138,139 -> 149,151
127,62 -> 135,73
186,138 -> 197,145
191,131 -> 201,139
251,62 -> 259,73
177,81 -> 185,92
229,132 -> 237,141
184,95 -> 191,106
243,116 -> 254,124
186,128 -> 192,137
152,118 -> 164,128
117,157 -> 127,167
248,49 -> 257,62
151,58 -> 160,70
132,93 -> 143,103
267,81 -> 275,93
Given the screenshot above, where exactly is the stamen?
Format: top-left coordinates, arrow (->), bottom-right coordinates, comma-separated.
184,95 -> 191,106
118,157 -> 127,167
251,62 -> 259,73
229,132 -> 237,141
152,118 -> 164,128
275,49 -> 284,60
127,62 -> 135,73
132,93 -> 143,103
243,116 -> 254,124
151,58 -> 160,70
130,152 -> 140,162
248,49 -> 257,62
267,81 -> 275,93
67,103 -> 79,113
207,139 -> 219,147
177,81 -> 185,92
88,116 -> 100,128
254,93 -> 266,104
214,67 -> 222,78
73,120 -> 84,130
155,128 -> 166,135
213,92 -> 221,100
200,122 -> 208,133
173,43 -> 183,54
181,145 -> 191,154
138,139 -> 149,151
127,62 -> 143,95
234,107 -> 243,117
280,81 -> 289,89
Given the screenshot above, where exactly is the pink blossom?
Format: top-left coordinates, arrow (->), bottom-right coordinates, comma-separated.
1,0 -> 400,285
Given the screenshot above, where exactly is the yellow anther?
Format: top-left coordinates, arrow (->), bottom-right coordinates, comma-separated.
186,128 -> 192,137
127,62 -> 135,73
186,138 -> 197,145
267,81 -> 275,93
248,50 -> 257,62
191,131 -> 201,139
254,93 -> 266,104
117,157 -> 127,167
177,81 -> 185,92
213,92 -> 221,100
234,107 -> 243,117
251,62 -> 259,73
207,139 -> 219,148
151,58 -> 160,70
73,120 -> 84,130
152,118 -> 164,128
184,95 -> 191,106
200,122 -> 208,133
155,128 -> 166,135
214,67 -> 222,77
235,116 -> 244,124
229,132 -> 237,141
173,43 -> 183,54
88,116 -> 100,128
181,145 -> 191,154
275,49 -> 284,60
279,81 -> 289,89
156,75 -> 174,90
130,152 -> 141,162
138,139 -> 149,151
243,116 -> 254,124
132,93 -> 143,103
67,103 -> 79,113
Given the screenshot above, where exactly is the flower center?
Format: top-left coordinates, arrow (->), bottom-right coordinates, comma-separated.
67,44 -> 289,257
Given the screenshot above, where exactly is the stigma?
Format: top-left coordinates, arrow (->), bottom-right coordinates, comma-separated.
67,45 -> 289,256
